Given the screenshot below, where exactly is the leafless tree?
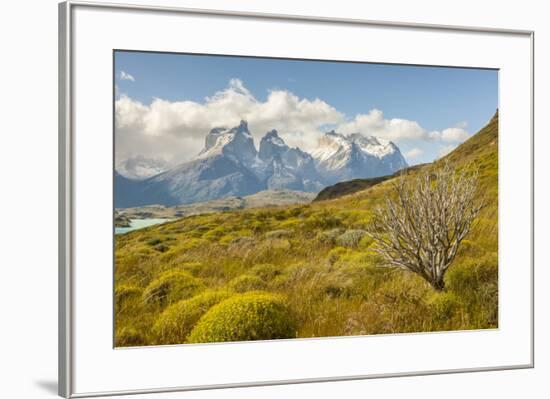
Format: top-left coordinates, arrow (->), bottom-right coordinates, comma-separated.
367,162 -> 484,290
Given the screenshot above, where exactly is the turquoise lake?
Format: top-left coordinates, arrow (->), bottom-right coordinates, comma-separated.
115,218 -> 171,235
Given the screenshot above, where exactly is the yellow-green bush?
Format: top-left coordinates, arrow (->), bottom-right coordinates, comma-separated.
115,284 -> 142,312
187,292 -> 296,343
114,112 -> 499,345
249,263 -> 281,281
303,211 -> 342,230
316,228 -> 343,244
336,229 -> 367,248
327,246 -> 350,264
142,270 -> 205,308
427,291 -> 461,322
227,275 -> 267,293
115,326 -> 146,347
179,261 -> 203,276
153,290 -> 233,344
358,235 -> 374,250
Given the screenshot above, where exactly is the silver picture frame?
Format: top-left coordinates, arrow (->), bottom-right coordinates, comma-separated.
59,1 -> 535,397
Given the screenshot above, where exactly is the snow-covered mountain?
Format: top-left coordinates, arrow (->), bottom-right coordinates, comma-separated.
115,122 -> 407,208
259,130 -> 323,192
120,121 -> 264,207
196,121 -> 265,178
312,130 -> 407,184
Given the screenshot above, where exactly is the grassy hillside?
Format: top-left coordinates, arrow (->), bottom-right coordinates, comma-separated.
313,164 -> 426,202
115,111 -> 498,346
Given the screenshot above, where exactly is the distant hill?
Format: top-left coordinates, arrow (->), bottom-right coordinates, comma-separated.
313,176 -> 392,202
117,189 -> 316,219
313,164 -> 425,202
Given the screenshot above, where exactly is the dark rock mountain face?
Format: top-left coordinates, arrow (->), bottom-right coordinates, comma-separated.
259,130 -> 323,192
115,121 -> 408,208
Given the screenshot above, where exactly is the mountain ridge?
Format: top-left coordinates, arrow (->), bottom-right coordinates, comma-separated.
115,121 -> 408,208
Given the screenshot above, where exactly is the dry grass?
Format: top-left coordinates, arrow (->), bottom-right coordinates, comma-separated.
114,112 -> 499,346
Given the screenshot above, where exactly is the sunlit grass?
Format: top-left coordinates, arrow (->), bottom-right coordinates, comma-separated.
114,112 -> 499,346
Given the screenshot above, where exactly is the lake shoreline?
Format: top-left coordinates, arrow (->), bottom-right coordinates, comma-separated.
115,218 -> 173,235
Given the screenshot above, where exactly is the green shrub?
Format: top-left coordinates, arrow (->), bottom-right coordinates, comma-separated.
153,290 -> 233,344
143,270 -> 205,308
187,292 -> 296,343
249,263 -> 281,281
115,327 -> 146,347
227,275 -> 267,293
336,229 -> 367,248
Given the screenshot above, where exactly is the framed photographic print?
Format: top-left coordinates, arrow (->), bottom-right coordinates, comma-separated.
59,1 -> 534,397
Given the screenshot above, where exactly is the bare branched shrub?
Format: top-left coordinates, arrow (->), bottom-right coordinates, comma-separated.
368,162 -> 484,290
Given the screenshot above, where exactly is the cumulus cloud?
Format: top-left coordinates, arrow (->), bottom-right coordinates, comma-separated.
115,79 -> 343,164
440,127 -> 470,142
338,109 -> 470,144
115,79 -> 470,166
405,148 -> 424,159
119,70 -> 135,81
339,109 -> 426,141
438,144 -> 458,157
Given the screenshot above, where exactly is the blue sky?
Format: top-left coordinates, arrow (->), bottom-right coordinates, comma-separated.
114,50 -> 498,165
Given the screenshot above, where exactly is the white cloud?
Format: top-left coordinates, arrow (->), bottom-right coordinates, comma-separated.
119,70 -> 135,82
440,127 -> 470,142
438,144 -> 458,157
427,122 -> 469,142
405,148 -> 424,159
115,79 -> 343,164
338,109 -> 469,144
115,79 -> 471,166
338,109 -> 426,141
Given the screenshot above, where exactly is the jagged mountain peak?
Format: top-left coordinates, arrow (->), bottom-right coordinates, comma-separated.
348,133 -> 399,159
231,120 -> 251,136
259,130 -> 290,162
262,129 -> 287,147
312,129 -> 407,183
198,120 -> 256,161
115,123 -> 407,208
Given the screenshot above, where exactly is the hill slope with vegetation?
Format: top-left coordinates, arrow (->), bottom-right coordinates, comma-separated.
313,164 -> 426,202
115,111 -> 499,347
